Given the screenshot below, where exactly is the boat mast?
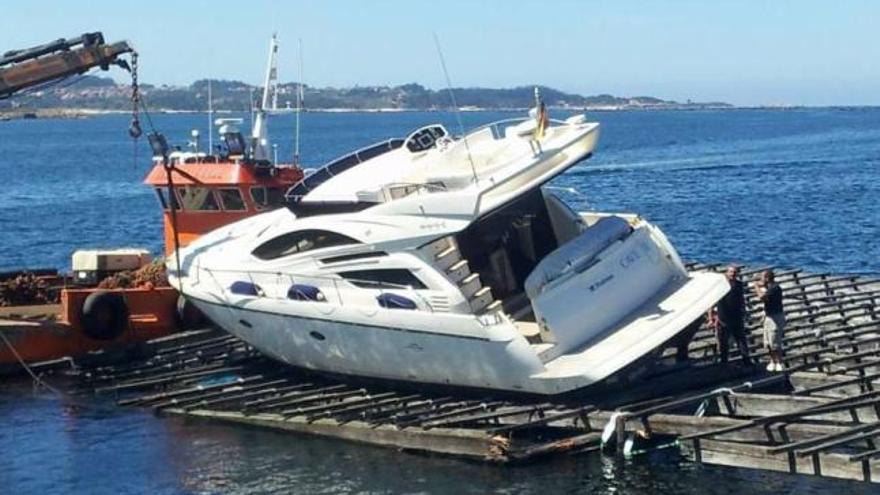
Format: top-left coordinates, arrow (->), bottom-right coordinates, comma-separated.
251,34 -> 277,162
207,79 -> 213,153
432,33 -> 477,184
294,38 -> 303,166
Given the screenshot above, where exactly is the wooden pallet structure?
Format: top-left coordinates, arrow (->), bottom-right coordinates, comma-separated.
65,263 -> 880,482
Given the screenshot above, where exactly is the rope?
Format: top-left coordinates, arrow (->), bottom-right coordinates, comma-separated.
0,328 -> 65,396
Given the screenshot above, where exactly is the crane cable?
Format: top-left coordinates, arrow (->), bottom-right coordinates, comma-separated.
124,52 -> 185,301
128,52 -> 142,169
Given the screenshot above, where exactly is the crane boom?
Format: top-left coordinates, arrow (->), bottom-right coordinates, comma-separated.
0,32 -> 134,100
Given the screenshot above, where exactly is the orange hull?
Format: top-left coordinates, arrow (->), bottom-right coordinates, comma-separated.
0,286 -> 179,369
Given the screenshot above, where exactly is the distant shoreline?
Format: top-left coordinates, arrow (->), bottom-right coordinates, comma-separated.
2,105 -> 878,121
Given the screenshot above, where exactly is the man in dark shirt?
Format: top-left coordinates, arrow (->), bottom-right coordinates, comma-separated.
755,269 -> 786,372
711,265 -> 752,365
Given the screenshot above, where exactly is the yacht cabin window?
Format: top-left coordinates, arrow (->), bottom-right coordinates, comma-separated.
339,269 -> 427,290
176,186 -> 219,211
252,230 -> 360,260
217,188 -> 247,211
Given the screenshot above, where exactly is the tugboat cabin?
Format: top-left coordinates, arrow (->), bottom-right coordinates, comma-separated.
143,120 -> 303,255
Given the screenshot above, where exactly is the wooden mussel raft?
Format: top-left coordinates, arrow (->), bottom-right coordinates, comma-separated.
67,263 -> 880,483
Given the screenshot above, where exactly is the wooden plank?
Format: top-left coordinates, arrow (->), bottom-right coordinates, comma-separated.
727,393 -> 880,422
585,410 -> 850,444
682,438 -> 880,483
790,371 -> 880,398
165,408 -> 506,461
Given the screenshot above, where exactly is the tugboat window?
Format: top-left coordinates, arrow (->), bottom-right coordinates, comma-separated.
250,186 -> 268,209
267,187 -> 284,205
217,188 -> 247,211
340,269 -> 427,290
251,187 -> 285,210
154,188 -> 169,210
177,186 -> 220,211
253,230 -> 360,260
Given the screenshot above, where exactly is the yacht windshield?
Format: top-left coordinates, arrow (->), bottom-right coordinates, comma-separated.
286,138 -> 404,201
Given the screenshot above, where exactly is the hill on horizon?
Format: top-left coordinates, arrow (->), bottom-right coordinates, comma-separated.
1,75 -> 732,112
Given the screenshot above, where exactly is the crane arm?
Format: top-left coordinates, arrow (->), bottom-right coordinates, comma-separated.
0,32 -> 134,100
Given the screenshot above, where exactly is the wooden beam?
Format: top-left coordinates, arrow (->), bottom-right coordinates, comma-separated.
682,438 -> 880,483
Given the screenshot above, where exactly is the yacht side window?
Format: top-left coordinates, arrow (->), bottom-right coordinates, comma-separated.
217,188 -> 247,211
253,230 -> 360,260
339,269 -> 428,290
176,186 -> 220,211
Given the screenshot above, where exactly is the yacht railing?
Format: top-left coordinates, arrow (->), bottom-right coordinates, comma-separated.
198,266 -> 438,314
435,117 -> 574,186
465,117 -> 570,140
469,119 -> 594,217
285,138 -> 405,202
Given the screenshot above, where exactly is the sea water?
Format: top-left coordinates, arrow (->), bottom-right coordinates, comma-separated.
0,109 -> 878,493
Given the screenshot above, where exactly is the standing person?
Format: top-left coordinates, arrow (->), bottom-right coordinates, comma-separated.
711,265 -> 752,365
754,269 -> 786,371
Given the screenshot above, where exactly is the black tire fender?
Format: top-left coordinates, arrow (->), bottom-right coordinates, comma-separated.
81,291 -> 129,341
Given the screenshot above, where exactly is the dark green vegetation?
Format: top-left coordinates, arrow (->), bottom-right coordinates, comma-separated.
1,76 -> 731,112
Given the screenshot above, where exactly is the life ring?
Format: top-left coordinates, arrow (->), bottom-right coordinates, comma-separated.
176,294 -> 207,329
81,291 -> 129,341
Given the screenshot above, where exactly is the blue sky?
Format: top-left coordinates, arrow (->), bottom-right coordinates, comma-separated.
2,1 -> 878,106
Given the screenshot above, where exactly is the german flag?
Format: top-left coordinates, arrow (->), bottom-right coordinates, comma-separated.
534,101 -> 549,140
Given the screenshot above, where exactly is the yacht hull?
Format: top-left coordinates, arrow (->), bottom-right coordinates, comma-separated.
188,295 -> 548,393
185,266 -> 727,396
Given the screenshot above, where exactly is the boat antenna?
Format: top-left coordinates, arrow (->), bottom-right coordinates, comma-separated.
207,79 -> 213,153
250,33 -> 277,161
432,33 -> 477,184
294,38 -> 304,166
248,87 -> 255,133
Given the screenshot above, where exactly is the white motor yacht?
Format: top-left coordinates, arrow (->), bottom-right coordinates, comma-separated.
168,103 -> 728,396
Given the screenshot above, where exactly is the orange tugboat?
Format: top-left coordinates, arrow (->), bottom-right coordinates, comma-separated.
0,34 -> 303,373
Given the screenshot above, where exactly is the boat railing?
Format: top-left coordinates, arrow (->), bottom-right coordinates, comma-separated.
465,117 -> 570,141
433,117 -> 574,186
285,138 -> 405,202
199,266 -> 437,313
470,119 -> 594,217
